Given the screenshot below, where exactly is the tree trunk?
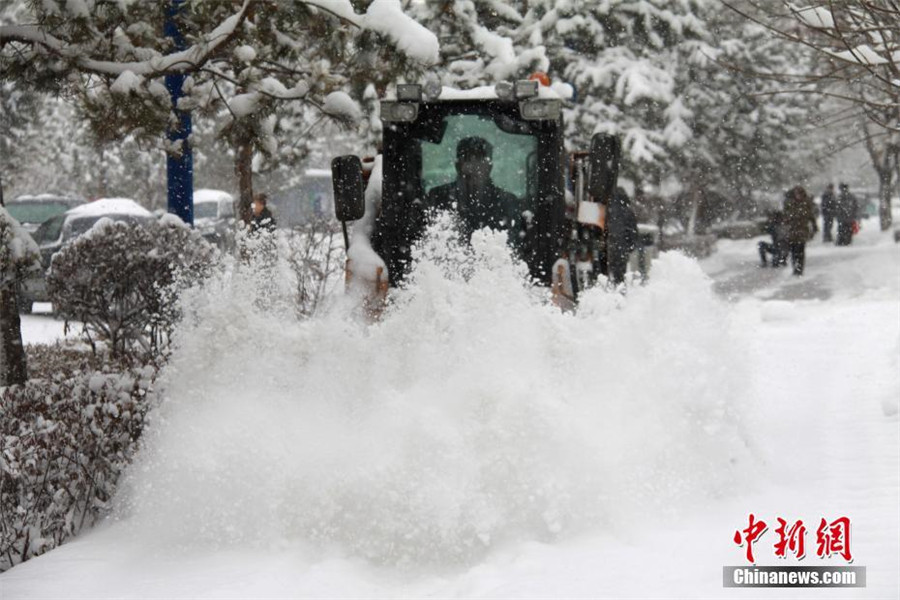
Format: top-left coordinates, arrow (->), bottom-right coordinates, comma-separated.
863,119 -> 895,231
0,285 -> 28,386
235,142 -> 254,225
878,157 -> 893,231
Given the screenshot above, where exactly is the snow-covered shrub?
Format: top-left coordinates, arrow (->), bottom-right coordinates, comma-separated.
47,218 -> 218,359
25,342 -> 132,381
282,222 -> 344,318
0,364 -> 159,571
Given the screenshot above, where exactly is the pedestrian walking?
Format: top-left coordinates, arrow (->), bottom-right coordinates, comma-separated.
250,193 -> 277,233
783,186 -> 817,276
605,187 -> 639,285
820,183 -> 836,242
834,183 -> 858,246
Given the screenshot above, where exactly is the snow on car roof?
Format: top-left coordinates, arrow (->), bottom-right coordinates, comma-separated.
304,169 -> 332,178
12,193 -> 83,203
66,198 -> 152,218
194,189 -> 234,204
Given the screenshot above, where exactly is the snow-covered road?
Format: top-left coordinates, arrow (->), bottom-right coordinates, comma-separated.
2,224 -> 898,599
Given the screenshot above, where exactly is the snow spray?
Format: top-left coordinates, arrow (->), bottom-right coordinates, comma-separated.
116,222 -> 755,566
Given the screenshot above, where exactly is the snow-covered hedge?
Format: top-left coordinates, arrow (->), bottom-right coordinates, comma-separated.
47,218 -> 218,360
0,364 -> 159,572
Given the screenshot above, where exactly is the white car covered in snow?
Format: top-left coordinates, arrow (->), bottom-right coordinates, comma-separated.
19,198 -> 155,312
192,189 -> 236,248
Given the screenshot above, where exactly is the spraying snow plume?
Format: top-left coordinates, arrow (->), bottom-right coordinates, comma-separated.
116,223 -> 754,566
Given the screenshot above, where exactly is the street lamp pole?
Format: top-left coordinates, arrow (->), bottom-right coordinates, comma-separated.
164,0 -> 193,225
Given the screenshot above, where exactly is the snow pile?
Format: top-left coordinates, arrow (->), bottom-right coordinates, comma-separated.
116,226 -> 754,566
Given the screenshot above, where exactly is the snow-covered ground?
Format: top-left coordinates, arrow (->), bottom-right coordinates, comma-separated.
18,303 -> 81,345
2,222 -> 898,599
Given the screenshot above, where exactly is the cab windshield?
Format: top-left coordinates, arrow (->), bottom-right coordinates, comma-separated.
420,114 -> 538,203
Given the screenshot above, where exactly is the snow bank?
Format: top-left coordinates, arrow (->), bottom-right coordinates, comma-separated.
115,228 -> 754,567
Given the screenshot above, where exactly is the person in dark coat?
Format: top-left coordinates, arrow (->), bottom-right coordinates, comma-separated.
250,193 -> 277,233
783,185 -> 818,276
834,183 -> 858,246
604,186 -> 639,285
758,209 -> 788,267
427,137 -> 518,240
820,183 -> 836,242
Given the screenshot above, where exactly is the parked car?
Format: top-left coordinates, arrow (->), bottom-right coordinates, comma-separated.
5,194 -> 84,234
269,169 -> 334,228
854,189 -> 880,220
18,198 -> 155,313
193,188 -> 236,248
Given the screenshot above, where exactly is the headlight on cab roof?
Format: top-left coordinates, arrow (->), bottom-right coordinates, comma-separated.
519,99 -> 561,121
380,101 -> 419,123
396,84 -> 422,102
515,79 -> 539,99
495,81 -> 515,101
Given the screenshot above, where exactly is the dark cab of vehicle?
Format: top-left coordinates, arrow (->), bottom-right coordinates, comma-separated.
332,80 -> 620,290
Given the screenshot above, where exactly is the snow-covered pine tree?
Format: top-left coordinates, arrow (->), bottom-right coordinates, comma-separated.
725,0 -> 900,230
4,95 -> 167,206
516,0 -> 818,226
518,0 -> 711,179
1,0 -> 438,222
407,0 -> 547,88
669,4 -> 818,209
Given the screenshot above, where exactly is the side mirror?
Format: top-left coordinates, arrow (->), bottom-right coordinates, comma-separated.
331,155 -> 365,222
588,133 -> 620,203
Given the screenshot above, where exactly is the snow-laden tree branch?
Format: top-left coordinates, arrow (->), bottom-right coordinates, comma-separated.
0,0 -> 253,77
1,0 -> 439,224
720,1 -> 898,229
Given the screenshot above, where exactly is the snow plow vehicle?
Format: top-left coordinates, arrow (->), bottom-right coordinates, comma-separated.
331,79 -> 623,306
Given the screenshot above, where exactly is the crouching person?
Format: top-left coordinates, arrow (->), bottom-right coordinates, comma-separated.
758,209 -> 788,268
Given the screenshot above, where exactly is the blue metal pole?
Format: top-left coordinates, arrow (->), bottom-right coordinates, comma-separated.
164,0 -> 193,226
